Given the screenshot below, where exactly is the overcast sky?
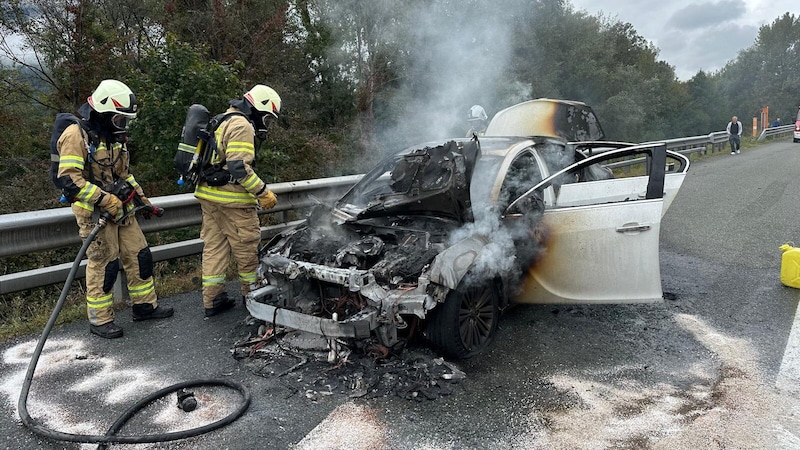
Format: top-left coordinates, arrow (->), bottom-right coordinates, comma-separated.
569,0 -> 800,80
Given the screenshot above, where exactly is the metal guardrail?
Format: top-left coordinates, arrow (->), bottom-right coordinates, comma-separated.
0,176 -> 362,294
0,128 -> 792,295
757,124 -> 795,141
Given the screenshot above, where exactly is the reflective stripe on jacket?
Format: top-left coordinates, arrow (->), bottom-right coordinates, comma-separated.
57,125 -> 138,212
193,107 -> 267,208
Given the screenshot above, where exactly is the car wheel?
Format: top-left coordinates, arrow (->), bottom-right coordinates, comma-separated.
425,279 -> 500,359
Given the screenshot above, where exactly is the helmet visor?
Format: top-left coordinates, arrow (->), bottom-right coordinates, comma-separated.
110,114 -> 131,131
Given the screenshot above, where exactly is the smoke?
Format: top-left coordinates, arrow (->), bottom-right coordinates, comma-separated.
319,1 -> 532,154
448,201 -> 520,285
448,160 -> 546,289
385,1 -> 529,146
441,138 -> 580,290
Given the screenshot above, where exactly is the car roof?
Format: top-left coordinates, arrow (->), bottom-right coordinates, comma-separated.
484,98 -> 605,141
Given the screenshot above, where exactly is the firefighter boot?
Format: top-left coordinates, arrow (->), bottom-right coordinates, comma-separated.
205,292 -> 235,317
132,303 -> 175,321
90,322 -> 124,339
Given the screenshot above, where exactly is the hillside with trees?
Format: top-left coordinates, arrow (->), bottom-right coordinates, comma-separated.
1,0 -> 799,215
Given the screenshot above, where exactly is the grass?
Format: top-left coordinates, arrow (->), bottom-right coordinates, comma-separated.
0,256 -> 204,342
0,240 -> 265,342
0,284 -> 86,341
609,134 -> 770,178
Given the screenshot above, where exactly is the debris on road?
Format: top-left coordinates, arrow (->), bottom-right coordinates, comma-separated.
231,318 -> 465,401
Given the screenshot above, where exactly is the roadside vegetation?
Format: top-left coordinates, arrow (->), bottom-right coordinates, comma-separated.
1,1 -> 799,340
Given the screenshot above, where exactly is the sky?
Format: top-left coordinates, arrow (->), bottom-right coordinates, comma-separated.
569,0 -> 800,81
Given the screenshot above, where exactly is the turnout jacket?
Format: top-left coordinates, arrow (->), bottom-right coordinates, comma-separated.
193,107 -> 267,208
57,124 -> 145,215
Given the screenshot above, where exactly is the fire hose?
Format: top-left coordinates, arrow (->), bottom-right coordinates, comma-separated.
17,203 -> 251,447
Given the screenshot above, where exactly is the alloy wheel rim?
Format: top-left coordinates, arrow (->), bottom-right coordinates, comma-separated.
457,287 -> 495,350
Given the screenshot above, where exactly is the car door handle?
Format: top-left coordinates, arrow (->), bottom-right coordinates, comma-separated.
616,223 -> 651,233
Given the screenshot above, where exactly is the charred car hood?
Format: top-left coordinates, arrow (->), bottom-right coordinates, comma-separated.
266,211 -> 458,286
334,140 -> 480,223
259,139 -> 481,296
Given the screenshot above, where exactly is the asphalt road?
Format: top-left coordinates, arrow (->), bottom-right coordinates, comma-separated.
1,139 -> 800,449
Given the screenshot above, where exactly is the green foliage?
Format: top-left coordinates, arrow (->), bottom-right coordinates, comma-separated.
2,2 -> 797,192
684,71 -> 722,135
0,69 -> 60,214
711,13 -> 800,129
749,13 -> 800,123
0,284 -> 86,342
127,35 -> 243,195
0,0 -> 162,111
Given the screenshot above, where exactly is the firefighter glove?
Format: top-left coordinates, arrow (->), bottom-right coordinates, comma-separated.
99,194 -> 124,221
257,190 -> 278,210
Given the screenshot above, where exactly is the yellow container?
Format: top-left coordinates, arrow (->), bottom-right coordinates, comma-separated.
779,243 -> 800,288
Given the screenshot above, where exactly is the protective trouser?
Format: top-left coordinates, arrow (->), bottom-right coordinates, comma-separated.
198,199 -> 261,309
73,204 -> 158,325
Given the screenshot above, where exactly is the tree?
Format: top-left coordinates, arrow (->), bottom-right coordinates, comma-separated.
751,13 -> 800,123
684,70 -> 725,134
127,35 -> 242,194
715,13 -> 800,128
309,0 -> 411,161
0,0 -> 162,112
507,1 -> 685,141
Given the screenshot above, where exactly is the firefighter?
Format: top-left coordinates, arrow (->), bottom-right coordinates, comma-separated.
56,79 -> 173,339
466,104 -> 488,137
194,84 -> 280,317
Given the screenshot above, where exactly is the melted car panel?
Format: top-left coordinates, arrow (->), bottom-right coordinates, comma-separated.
336,140 -> 480,222
247,140 -> 482,346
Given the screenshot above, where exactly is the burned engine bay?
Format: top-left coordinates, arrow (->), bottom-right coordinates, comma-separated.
245,140 -> 481,348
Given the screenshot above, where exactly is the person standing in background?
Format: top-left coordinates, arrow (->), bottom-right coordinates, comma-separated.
726,116 -> 742,155
466,105 -> 488,137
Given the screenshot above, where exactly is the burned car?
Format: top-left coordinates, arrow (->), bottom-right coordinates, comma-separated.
245,99 -> 690,359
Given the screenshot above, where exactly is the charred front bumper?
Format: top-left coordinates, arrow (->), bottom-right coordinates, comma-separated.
245,288 -> 378,338
244,258 -> 442,345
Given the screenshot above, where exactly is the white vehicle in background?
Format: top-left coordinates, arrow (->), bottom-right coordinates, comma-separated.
794,106 -> 800,143
245,99 -> 690,359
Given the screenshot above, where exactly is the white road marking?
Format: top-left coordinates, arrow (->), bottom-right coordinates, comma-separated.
294,402 -> 387,449
775,302 -> 800,447
1,338 -> 236,449
776,302 -> 800,394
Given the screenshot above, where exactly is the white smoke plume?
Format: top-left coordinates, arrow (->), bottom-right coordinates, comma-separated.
386,1 -> 530,146
318,0 -> 533,154
448,201 -> 521,284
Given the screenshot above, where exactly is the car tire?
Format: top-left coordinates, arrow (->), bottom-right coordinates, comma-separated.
425,278 -> 500,359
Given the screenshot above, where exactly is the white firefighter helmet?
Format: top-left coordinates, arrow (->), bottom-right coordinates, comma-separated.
87,79 -> 137,118
244,85 -> 282,118
467,104 -> 487,122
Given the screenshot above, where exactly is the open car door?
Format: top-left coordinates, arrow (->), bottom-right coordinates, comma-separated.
506,143 -> 690,304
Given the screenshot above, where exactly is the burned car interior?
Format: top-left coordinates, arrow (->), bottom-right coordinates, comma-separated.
246,99 -> 691,360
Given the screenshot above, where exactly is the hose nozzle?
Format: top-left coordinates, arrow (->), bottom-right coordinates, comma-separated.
176,389 -> 197,412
